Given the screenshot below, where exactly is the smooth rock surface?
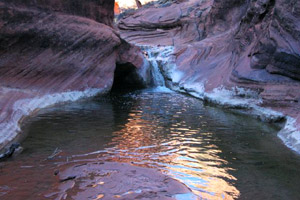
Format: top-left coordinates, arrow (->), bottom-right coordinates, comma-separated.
50,162 -> 191,200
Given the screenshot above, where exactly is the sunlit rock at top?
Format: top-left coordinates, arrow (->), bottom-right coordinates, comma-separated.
114,2 -> 121,14
116,0 -> 155,9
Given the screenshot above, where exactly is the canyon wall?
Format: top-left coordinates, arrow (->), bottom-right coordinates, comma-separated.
1,0 -> 115,26
118,0 -> 300,153
0,0 -> 145,151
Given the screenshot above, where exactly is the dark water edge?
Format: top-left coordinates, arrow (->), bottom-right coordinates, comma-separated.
0,88 -> 300,199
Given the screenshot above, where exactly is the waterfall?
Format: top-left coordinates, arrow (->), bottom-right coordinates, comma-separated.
147,50 -> 165,87
141,46 -> 175,88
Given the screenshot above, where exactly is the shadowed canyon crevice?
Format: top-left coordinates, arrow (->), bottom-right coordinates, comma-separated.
111,62 -> 147,92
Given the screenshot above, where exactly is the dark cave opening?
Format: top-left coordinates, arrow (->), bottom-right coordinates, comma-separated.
111,62 -> 146,92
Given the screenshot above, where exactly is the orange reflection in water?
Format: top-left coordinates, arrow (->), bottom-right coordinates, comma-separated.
106,104 -> 240,199
107,108 -> 174,164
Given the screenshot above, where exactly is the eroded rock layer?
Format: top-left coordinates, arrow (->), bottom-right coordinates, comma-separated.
1,0 -> 115,26
118,0 -> 300,153
0,0 -> 145,150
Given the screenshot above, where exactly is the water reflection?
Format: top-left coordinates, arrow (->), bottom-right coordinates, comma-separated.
103,92 -> 240,199
1,89 -> 300,200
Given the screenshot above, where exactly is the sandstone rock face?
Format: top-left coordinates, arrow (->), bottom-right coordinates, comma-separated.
0,0 -> 145,150
1,0 -> 115,26
118,0 -> 300,153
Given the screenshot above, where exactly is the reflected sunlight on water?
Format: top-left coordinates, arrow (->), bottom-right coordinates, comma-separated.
103,92 -> 240,199
3,89 -> 300,200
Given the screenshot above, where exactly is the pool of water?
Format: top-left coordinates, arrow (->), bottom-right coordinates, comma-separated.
1,89 -> 300,199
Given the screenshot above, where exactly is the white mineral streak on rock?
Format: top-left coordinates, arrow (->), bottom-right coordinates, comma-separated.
0,88 -> 104,148
278,117 -> 300,154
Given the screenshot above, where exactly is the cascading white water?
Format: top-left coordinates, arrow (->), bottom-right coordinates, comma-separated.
141,46 -> 175,88
147,51 -> 165,87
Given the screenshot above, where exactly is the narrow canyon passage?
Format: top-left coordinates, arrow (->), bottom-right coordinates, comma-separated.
1,89 -> 300,199
0,0 -> 300,199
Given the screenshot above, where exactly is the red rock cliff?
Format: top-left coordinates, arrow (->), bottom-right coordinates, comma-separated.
1,0 -> 115,26
0,0 -> 145,150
